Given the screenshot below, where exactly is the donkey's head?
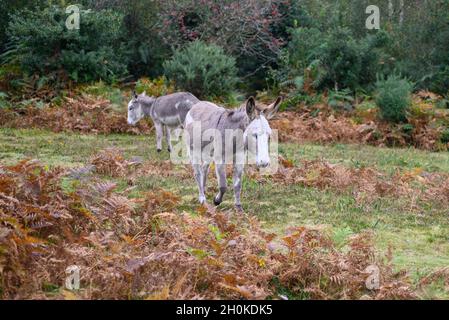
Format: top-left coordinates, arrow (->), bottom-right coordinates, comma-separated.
244,96 -> 283,168
127,91 -> 154,125
127,91 -> 144,125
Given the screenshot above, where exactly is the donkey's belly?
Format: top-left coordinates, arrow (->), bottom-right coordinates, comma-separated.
159,115 -> 182,127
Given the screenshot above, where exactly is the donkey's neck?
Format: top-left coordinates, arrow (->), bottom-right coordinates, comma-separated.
139,96 -> 156,117
225,106 -> 250,130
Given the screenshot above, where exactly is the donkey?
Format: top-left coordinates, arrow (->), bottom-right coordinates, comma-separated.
184,96 -> 282,211
127,91 -> 200,152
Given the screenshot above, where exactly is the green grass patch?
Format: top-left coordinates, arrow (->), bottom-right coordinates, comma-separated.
280,142 -> 449,174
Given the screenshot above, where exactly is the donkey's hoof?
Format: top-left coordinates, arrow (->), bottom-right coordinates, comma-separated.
235,205 -> 244,213
167,147 -> 171,153
213,196 -> 222,206
157,148 -> 162,153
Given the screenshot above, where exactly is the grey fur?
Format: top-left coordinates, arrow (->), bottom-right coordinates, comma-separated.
185,97 -> 282,211
128,92 -> 200,152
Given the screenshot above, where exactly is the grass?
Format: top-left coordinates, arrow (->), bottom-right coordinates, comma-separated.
1,128 -> 449,298
281,142 -> 449,174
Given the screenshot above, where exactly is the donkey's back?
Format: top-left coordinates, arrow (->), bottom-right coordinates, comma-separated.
185,101 -> 225,128
153,92 -> 199,127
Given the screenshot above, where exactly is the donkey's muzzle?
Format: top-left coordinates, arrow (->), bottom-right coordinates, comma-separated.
257,161 -> 269,168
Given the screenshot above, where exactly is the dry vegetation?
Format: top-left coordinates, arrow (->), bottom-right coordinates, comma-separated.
1,93 -> 449,300
270,92 -> 449,152
1,92 -> 449,152
0,158 -> 419,300
89,147 -> 143,177
0,94 -> 152,135
249,157 -> 449,206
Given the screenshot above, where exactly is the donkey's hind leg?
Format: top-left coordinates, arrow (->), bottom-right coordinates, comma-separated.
202,162 -> 210,191
165,126 -> 172,153
232,164 -> 244,212
214,164 -> 227,206
192,163 -> 207,204
155,122 -> 163,153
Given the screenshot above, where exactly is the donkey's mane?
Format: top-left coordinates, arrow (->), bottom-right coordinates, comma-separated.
138,94 -> 156,107
227,106 -> 248,123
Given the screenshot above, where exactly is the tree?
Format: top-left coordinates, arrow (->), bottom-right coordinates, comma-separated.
156,0 -> 284,91
6,5 -> 128,85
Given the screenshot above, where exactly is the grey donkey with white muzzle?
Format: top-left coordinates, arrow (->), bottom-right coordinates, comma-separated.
184,96 -> 282,211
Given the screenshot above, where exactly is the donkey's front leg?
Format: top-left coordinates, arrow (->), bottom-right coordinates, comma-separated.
233,164 -> 244,212
165,126 -> 172,153
214,164 -> 227,206
154,122 -> 163,153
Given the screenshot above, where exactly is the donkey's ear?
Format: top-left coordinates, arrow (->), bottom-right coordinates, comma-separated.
133,90 -> 138,99
245,96 -> 256,116
265,96 -> 283,120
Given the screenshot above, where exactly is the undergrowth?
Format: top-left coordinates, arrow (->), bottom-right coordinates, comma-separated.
0,158 -> 425,300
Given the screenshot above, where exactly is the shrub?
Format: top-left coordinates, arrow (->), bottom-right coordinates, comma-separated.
286,27 -> 322,72
5,5 -> 128,86
163,41 -> 238,98
310,28 -> 382,91
375,75 -> 413,123
277,27 -> 390,93
272,27 -> 322,91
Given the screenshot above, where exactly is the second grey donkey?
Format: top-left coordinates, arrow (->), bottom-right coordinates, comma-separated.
127,91 -> 200,152
185,96 -> 282,211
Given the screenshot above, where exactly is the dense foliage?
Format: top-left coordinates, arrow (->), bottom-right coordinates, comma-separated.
0,0 -> 448,99
4,5 -> 128,86
276,27 -> 390,92
163,41 -> 238,98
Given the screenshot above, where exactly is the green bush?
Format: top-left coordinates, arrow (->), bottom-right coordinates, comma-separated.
163,41 -> 238,98
312,28 -> 362,91
276,27 -> 390,93
5,5 -> 128,86
387,1 -> 449,96
375,75 -> 413,123
286,27 -> 322,71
